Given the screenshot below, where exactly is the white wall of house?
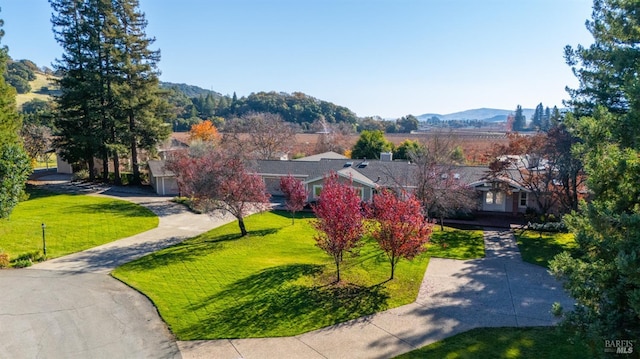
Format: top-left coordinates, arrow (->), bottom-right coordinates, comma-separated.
56,155 -> 73,174
151,176 -> 179,196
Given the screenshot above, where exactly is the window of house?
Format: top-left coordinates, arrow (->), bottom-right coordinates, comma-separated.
519,192 -> 527,207
486,191 -> 504,205
485,191 -> 494,204
313,185 -> 323,198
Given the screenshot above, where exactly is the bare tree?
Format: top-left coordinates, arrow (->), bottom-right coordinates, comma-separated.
312,118 -> 354,155
409,134 -> 476,229
20,124 -> 51,162
222,112 -> 298,159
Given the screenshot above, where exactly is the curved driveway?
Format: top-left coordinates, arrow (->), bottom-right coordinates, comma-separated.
0,187 -> 233,359
0,183 -> 573,359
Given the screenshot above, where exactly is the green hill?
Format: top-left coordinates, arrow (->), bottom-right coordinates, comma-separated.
16,72 -> 58,109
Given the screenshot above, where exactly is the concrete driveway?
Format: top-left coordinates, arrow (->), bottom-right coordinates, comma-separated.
0,269 -> 180,359
0,185 -> 233,359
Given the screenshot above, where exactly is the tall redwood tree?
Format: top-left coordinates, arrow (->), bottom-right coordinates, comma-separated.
166,149 -> 270,236
312,172 -> 364,283
279,174 -> 307,224
369,190 -> 433,279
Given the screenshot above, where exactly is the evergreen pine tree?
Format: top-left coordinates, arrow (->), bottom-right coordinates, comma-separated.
542,106 -> 551,131
51,0 -> 104,181
513,105 -> 526,131
530,102 -> 544,130
111,0 -> 169,185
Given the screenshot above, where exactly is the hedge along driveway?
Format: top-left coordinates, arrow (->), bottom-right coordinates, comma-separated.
0,187 -> 158,260
113,211 -> 485,340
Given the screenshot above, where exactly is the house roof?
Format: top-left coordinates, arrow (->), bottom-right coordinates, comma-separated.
293,151 -> 348,161
251,158 -> 491,189
148,160 -> 175,178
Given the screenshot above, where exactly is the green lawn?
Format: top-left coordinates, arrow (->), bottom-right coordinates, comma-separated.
395,327 -> 591,359
516,230 -> 577,268
113,211 -> 485,340
428,226 -> 485,259
0,187 -> 158,262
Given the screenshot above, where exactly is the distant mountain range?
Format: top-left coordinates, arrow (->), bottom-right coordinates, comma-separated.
159,81 -> 539,123
417,107 -> 536,123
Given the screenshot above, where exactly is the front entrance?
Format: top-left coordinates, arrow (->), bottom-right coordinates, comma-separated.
482,190 -> 506,212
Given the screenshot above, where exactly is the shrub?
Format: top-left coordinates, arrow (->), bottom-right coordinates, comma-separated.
12,259 -> 32,268
527,221 -> 568,233
0,253 -> 9,268
73,169 -> 90,181
13,250 -> 45,263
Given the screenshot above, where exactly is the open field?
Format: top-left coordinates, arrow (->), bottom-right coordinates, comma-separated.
0,187 -> 158,263
113,211 -> 484,339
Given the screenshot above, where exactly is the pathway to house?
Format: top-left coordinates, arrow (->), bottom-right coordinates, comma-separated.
0,179 -> 573,359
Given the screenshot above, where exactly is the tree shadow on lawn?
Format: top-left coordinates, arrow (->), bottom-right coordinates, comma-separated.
516,233 -> 576,268
180,263 -> 390,339
63,201 -> 157,218
122,228 -> 280,272
24,185 -> 59,200
270,210 -> 316,220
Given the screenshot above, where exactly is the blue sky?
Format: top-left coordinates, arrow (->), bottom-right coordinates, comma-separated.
2,0 -> 593,118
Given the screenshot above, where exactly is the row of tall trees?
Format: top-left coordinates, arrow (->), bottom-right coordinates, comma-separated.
50,0 -> 169,184
512,103 -> 562,132
0,11 -> 31,218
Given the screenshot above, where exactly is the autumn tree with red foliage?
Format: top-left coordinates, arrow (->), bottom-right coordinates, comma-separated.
279,174 -> 308,224
312,172 -> 365,283
166,148 -> 270,236
188,120 -> 221,143
369,190 -> 433,280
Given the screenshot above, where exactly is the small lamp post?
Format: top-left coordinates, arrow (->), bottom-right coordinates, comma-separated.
41,223 -> 47,256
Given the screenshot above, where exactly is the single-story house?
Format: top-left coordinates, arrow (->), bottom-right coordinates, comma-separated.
149,151 -> 539,214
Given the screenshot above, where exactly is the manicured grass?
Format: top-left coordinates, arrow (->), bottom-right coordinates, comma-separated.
396,326 -> 590,359
516,230 -> 577,268
0,187 -> 158,261
428,226 -> 485,259
113,211 -> 484,340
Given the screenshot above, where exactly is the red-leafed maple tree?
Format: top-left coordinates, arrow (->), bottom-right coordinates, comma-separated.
312,172 -> 365,283
166,148 -> 271,236
279,174 -> 308,224
369,190 -> 433,280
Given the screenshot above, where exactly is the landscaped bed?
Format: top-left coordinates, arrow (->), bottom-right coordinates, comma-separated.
0,186 -> 158,265
395,326 -> 590,359
113,211 -> 484,340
